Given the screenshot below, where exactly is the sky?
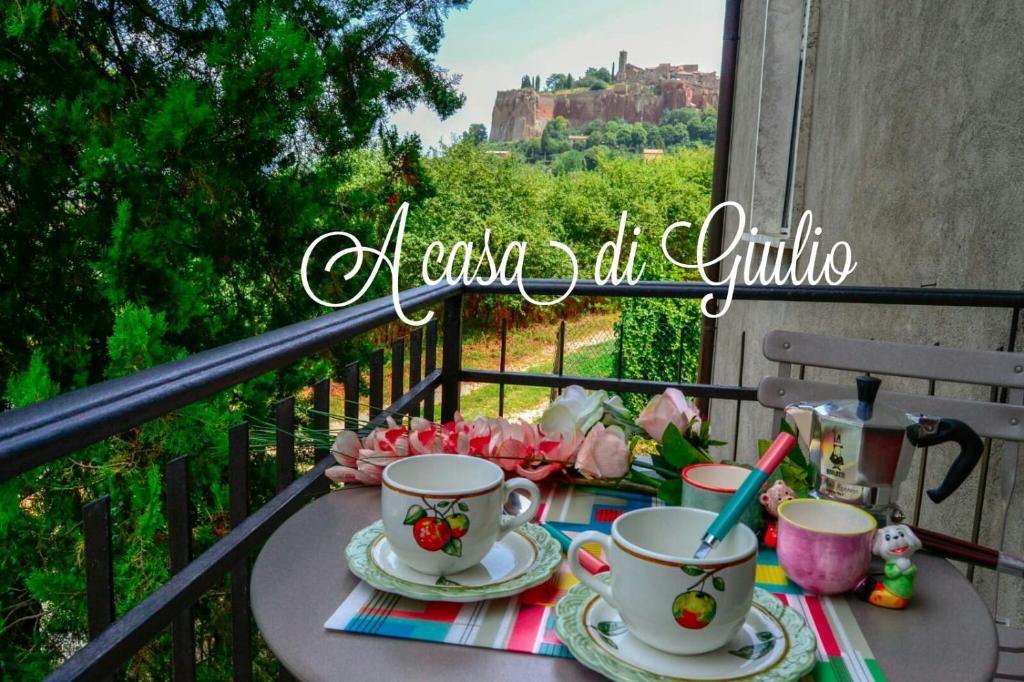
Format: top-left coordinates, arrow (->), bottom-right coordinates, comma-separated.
390,0 -> 727,148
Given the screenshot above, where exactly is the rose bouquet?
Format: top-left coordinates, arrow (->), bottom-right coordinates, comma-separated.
323,384 -> 726,503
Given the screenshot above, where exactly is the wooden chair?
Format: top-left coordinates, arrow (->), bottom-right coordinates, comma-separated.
755,330 -> 1024,679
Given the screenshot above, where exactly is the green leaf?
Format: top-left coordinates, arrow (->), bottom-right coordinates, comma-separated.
437,501 -> 450,508
598,632 -> 619,650
779,419 -> 808,467
712,576 -> 726,591
457,502 -> 469,512
657,477 -> 682,506
729,642 -> 774,660
596,620 -> 628,636
442,537 -> 462,557
436,576 -> 462,586
662,423 -> 709,469
650,453 -> 674,480
681,565 -> 704,576
403,504 -> 426,525
757,631 -> 775,641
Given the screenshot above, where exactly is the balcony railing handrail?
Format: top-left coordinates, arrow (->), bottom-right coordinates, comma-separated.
0,282 -> 460,482
468,279 -> 1024,307
4,278 -> 1021,486
4,280 -> 1024,484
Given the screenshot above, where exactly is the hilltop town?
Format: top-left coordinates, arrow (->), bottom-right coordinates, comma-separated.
489,51 -> 719,142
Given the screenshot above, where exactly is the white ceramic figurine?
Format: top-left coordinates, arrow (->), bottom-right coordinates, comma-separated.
853,524 -> 922,609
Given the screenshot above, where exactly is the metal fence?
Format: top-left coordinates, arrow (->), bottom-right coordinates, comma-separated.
1,281 -> 1023,680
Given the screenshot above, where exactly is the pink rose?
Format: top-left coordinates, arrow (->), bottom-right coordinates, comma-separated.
636,388 -> 701,442
441,412 -> 470,453
515,426 -> 584,481
575,424 -> 629,479
325,418 -> 408,485
408,417 -> 441,455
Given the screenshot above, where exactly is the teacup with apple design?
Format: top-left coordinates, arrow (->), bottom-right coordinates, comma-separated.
382,454 -> 540,575
568,506 -> 758,655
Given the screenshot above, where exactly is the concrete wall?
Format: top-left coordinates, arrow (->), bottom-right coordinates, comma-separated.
711,0 -> 1024,620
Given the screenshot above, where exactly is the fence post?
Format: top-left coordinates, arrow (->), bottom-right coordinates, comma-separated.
409,330 -> 423,418
498,320 -> 508,417
83,495 -> 115,682
311,378 -> 330,497
551,319 -> 566,401
369,350 -> 384,421
344,362 -> 360,430
440,295 -> 463,422
616,305 -> 626,380
391,337 -> 405,407
425,320 -> 438,421
229,422 -> 252,682
166,457 -> 196,682
275,397 -> 295,493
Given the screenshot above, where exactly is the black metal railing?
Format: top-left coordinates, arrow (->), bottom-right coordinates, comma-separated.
0,280 -> 1022,681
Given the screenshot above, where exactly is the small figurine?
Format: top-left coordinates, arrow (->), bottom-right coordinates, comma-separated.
853,524 -> 922,609
759,480 -> 796,549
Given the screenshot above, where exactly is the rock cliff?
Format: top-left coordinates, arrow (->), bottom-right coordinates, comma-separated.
489,58 -> 719,142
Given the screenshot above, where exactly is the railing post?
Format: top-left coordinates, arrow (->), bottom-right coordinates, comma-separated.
83,495 -> 115,682
425,320 -> 438,421
409,330 -> 423,418
344,362 -> 360,430
83,496 -> 115,644
730,331 -> 746,461
166,457 -> 196,682
391,337 -> 405,407
229,422 -> 252,682
440,295 -> 463,422
498,320 -> 508,417
311,378 -> 331,497
369,350 -> 384,421
275,397 -> 295,493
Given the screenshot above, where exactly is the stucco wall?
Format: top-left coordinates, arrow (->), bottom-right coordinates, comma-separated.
711,0 -> 1024,619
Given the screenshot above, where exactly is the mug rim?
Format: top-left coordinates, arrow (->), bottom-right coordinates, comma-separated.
680,462 -> 751,493
611,506 -> 757,568
777,498 -> 878,536
382,454 -> 504,498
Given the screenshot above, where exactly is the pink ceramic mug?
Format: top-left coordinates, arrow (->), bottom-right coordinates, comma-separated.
776,499 -> 877,594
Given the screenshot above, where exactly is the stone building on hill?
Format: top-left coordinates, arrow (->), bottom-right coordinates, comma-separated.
489,51 -> 719,142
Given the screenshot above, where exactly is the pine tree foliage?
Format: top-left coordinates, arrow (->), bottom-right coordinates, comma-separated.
0,0 -> 469,676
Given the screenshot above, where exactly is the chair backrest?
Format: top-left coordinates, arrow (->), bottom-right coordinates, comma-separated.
758,329 -> 1024,442
757,329 -> 1024,505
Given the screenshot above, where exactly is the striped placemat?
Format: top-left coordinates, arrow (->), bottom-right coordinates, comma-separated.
325,485 -> 885,681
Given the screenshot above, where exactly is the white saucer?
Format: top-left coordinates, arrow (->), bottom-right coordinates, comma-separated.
345,520 -> 562,602
555,575 -> 817,682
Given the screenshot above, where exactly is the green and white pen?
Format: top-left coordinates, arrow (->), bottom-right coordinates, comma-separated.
693,432 -> 797,559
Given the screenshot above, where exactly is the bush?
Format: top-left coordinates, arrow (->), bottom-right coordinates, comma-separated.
616,298 -> 703,414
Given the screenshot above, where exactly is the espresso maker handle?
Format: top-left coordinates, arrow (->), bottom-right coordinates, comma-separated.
906,418 -> 984,503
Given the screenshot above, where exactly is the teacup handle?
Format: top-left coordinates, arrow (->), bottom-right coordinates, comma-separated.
568,531 -> 615,608
498,477 -> 541,539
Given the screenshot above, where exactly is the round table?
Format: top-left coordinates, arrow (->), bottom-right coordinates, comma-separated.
251,488 -> 998,682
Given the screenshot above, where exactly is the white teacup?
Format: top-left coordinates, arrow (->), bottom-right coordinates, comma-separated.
382,454 -> 540,575
568,506 -> 758,655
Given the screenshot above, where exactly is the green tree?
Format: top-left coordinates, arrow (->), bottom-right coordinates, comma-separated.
0,0 -> 469,676
463,123 -> 488,145
540,116 -> 570,156
546,73 -> 572,91
551,150 -> 586,175
521,74 -> 533,88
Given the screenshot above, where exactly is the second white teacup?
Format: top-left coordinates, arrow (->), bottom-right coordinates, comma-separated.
382,454 -> 540,575
568,506 -> 758,655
